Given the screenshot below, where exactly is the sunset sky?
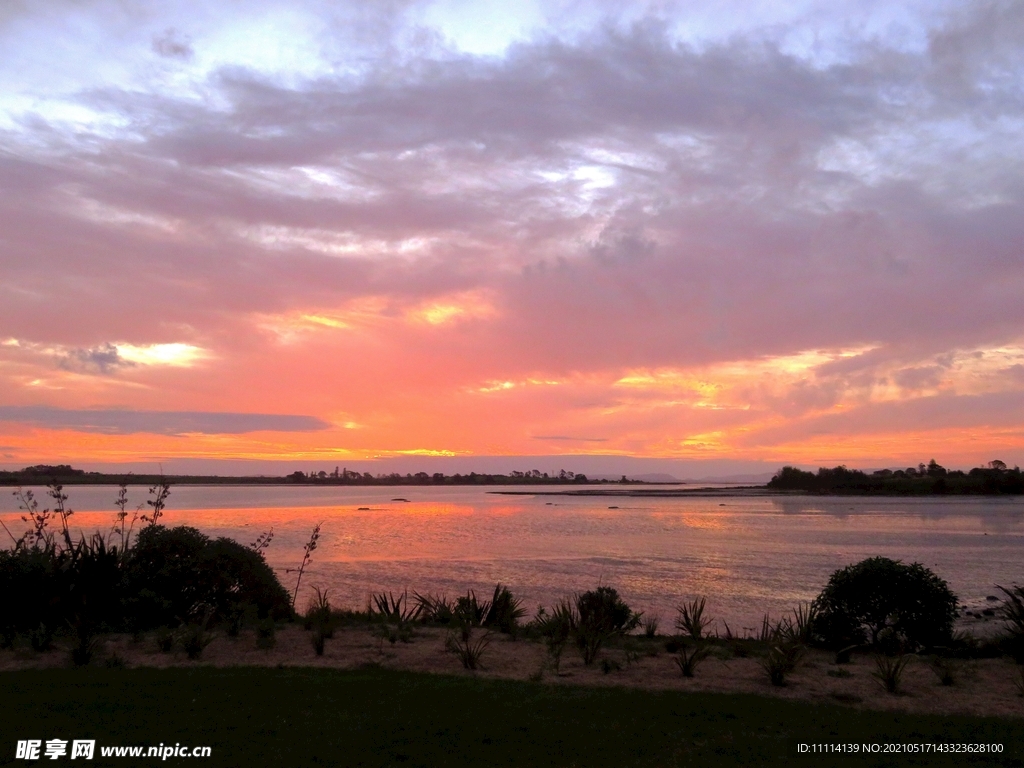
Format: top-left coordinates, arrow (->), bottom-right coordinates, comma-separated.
2,0 -> 1023,475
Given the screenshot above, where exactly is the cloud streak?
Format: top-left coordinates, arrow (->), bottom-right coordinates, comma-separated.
0,407 -> 331,435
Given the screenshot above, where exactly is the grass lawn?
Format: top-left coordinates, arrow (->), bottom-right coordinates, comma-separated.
2,666 -> 1022,767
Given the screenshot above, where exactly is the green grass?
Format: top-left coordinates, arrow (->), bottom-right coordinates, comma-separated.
1,667 -> 1022,767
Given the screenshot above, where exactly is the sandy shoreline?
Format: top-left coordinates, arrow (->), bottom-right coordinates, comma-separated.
3,625 -> 1022,719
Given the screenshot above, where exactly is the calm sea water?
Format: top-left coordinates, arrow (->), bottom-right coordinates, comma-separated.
3,485 -> 1022,632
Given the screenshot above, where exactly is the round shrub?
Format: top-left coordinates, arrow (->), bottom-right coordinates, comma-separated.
126,525 -> 291,628
812,557 -> 958,650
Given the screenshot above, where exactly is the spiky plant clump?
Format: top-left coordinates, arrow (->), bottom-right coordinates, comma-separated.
641,614 -> 660,639
483,585 -> 526,635
675,597 -> 713,640
370,591 -> 421,624
413,592 -> 455,624
675,643 -> 711,677
445,628 -> 491,670
791,602 -> 819,645
182,623 -> 214,660
455,591 -> 490,627
305,586 -> 333,638
533,602 -> 574,673
872,654 -> 911,694
760,645 -> 800,686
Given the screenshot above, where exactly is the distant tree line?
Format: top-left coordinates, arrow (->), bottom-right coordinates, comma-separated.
768,459 -> 1024,494
285,468 -> 595,485
0,465 -> 598,486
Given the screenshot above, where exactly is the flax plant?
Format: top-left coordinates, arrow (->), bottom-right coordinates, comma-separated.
873,654 -> 911,694
445,629 -> 492,670
675,643 -> 712,677
675,597 -> 713,640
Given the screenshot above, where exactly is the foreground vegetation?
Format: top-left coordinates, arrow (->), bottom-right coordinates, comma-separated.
3,482 -> 1024,737
1,666 -> 1021,767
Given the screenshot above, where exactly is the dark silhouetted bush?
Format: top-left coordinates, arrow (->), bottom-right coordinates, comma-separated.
126,525 -> 291,628
812,557 -> 958,650
482,585 -> 525,635
573,587 -> 639,665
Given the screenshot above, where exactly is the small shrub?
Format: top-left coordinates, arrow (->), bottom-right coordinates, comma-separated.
483,585 -> 526,635
304,587 -> 333,638
790,602 -> 818,645
641,614 -> 660,639
413,592 -> 456,624
454,591 -> 489,627
675,597 -> 713,640
182,624 -> 214,660
445,629 -> 491,670
812,557 -> 958,650
533,603 -> 573,673
760,644 -> 801,686
872,654 -> 911,694
573,587 -> 639,666
370,591 -> 421,624
674,643 -> 711,677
